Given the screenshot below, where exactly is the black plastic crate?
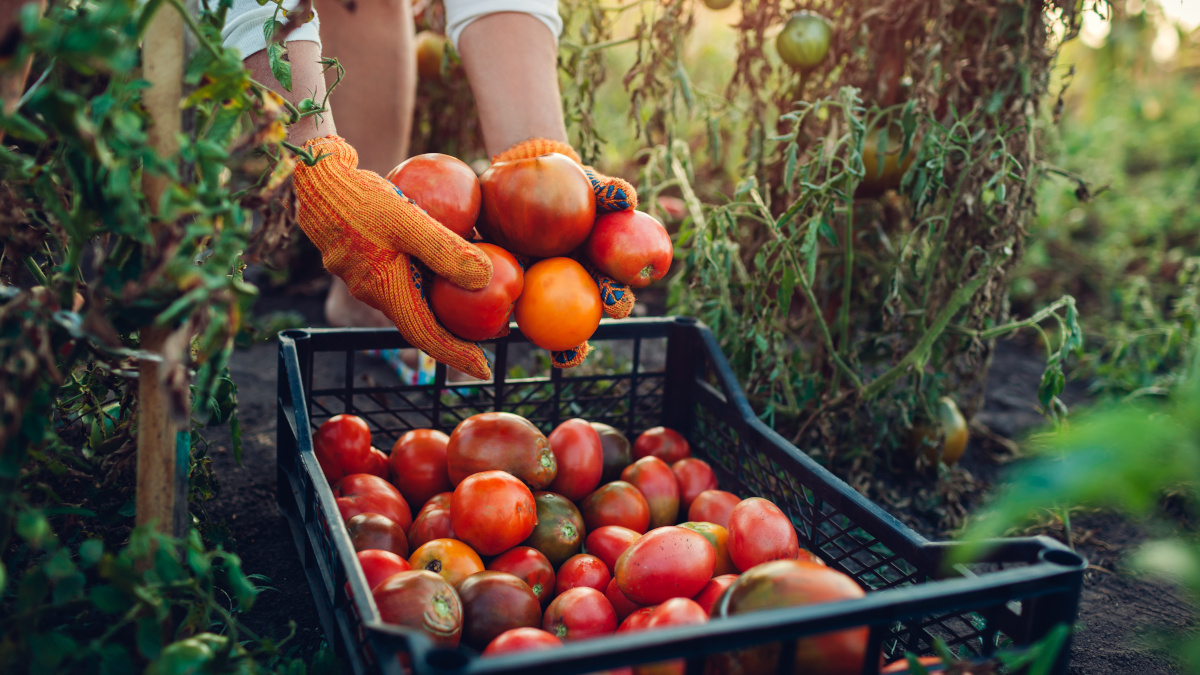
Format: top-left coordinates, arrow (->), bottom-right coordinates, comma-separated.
276,317 -> 1085,675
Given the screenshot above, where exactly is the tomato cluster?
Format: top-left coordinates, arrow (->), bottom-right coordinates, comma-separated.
385,152 -> 675,353
316,411 -> 892,673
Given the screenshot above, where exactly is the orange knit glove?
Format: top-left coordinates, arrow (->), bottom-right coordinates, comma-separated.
294,136 -> 494,380
494,138 -> 638,368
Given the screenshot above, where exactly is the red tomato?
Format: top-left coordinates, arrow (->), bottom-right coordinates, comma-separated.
335,474 -> 412,532
418,492 -> 453,516
617,606 -> 655,632
373,570 -> 463,646
580,481 -> 650,534
543,587 -> 617,641
615,526 -> 715,605
388,429 -> 452,511
620,457 -> 680,530
356,549 -> 412,591
556,554 -> 612,595
546,419 -> 604,501
584,210 -> 673,288
483,627 -> 564,657
314,415 -> 373,484
456,571 -> 543,650
451,470 -> 537,556
447,412 -> 557,490
638,598 -> 708,675
727,497 -> 800,572
346,512 -> 409,557
584,525 -> 642,575
633,427 -> 690,464
407,506 -> 456,550
365,447 -> 389,479
488,546 -> 556,608
671,458 -> 717,511
385,153 -> 481,238
605,577 -> 645,622
514,258 -> 602,352
478,153 -> 596,258
687,490 -> 740,529
592,422 -> 633,483
691,574 -> 738,615
430,243 -> 524,342
881,656 -> 945,674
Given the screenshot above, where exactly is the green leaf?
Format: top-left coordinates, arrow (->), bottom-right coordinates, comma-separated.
778,266 -> 796,311
137,615 -> 164,659
0,561 -> 6,594
0,112 -> 48,142
90,584 -> 128,614
80,539 -> 104,567
17,511 -> 53,548
267,42 -> 292,92
1037,363 -> 1064,409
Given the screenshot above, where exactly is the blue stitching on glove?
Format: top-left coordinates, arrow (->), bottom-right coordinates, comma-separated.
552,346 -> 581,365
584,167 -> 631,212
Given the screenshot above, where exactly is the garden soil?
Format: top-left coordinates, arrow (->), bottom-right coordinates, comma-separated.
204,283 -> 1194,673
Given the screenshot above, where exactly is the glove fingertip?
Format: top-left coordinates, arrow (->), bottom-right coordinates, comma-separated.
551,342 -> 592,369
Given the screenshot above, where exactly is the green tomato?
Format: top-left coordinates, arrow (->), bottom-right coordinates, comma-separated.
702,0 -> 735,10
776,11 -> 833,71
145,637 -> 217,675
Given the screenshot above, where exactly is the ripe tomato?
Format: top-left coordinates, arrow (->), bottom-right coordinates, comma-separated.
407,506 -> 456,550
414,31 -> 447,81
591,422 -> 633,483
617,606 -> 655,632
678,522 -> 737,576
580,482 -> 650,534
334,474 -> 412,532
691,574 -> 738,615
604,577 -> 645,622
385,153 -> 481,238
717,560 -> 868,675
584,525 -> 642,575
364,447 -> 389,479
346,513 -> 409,557
584,210 -> 673,288
478,153 -> 596,258
409,538 -> 485,587
514,258 -> 602,352
620,457 -> 680,530
418,491 -> 453,516
456,571 -> 543,650
687,490 -> 740,529
447,412 -> 557,489
671,458 -> 717,511
388,429 -> 452,511
556,554 -> 611,595
775,10 -> 833,72
451,470 -> 537,555
314,414 -> 373,484
483,627 -> 563,657
543,587 -> 617,641
488,546 -> 556,608
727,498 -> 800,571
881,656 -> 945,674
373,570 -> 463,646
633,427 -> 690,464
615,526 -> 715,605
547,419 -> 604,501
638,598 -> 709,675
356,549 -> 412,591
430,243 -> 524,341
522,492 -> 586,567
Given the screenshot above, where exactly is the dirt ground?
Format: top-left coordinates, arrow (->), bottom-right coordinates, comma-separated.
203,283 -> 1194,673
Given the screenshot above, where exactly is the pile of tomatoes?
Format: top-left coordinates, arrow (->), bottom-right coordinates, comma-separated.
385,153 -> 673,351
312,412 -> 932,674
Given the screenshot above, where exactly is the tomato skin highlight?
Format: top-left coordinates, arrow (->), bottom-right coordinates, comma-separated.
430,243 -> 524,341
615,526 -> 716,605
580,481 -> 651,534
482,627 -> 563,657
372,570 -> 463,647
633,427 -> 690,464
385,153 -> 481,237
687,490 -> 741,529
547,419 -> 604,501
556,554 -> 612,595
478,153 -> 597,258
314,414 -> 373,483
542,587 -> 618,641
620,456 -> 681,530
488,546 -> 557,608
727,497 -> 801,571
514,257 -> 602,351
585,525 -> 642,575
451,470 -> 538,556
388,429 -> 452,511
584,210 -> 673,288
334,473 -> 412,532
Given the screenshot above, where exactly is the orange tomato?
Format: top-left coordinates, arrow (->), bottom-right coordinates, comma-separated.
408,538 -> 484,587
514,258 -> 602,351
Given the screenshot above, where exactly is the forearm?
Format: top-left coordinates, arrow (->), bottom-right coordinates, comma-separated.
244,42 -> 336,145
457,12 -> 567,157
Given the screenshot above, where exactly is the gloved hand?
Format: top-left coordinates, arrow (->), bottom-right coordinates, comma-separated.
294,135 -> 495,380
493,138 -> 639,368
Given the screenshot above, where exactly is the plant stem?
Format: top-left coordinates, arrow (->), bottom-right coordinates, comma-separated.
787,252 -> 863,392
24,256 -> 48,285
839,201 -> 854,356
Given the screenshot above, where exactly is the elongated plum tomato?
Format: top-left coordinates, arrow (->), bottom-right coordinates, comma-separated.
334,474 -> 412,532
451,470 -> 538,555
671,458 -> 718,511
547,419 -> 604,502
514,257 -> 602,352
620,457 -> 680,529
478,153 -> 596,258
615,526 -> 716,605
584,210 -> 673,288
385,153 -> 481,237
483,627 -> 563,657
314,414 -> 372,484
356,549 -> 411,591
430,243 -> 524,342
633,427 -> 690,463
388,429 -> 451,511
727,497 -> 800,571
543,587 -> 617,640
446,412 -> 557,489
373,570 -> 463,646
488,546 -> 556,608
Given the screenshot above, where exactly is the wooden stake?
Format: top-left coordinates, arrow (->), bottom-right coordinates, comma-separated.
137,2 -> 188,537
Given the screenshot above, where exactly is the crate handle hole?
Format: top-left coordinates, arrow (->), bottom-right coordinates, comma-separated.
1039,548 -> 1085,568
426,649 -> 469,670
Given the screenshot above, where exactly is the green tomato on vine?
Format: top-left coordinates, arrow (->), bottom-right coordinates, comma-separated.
776,10 -> 833,71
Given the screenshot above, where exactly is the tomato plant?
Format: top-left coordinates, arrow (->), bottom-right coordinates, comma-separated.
478,153 -> 596,257
430,243 -> 524,341
385,152 -> 481,237
775,10 -> 833,71
514,257 -> 603,351
451,470 -> 538,555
